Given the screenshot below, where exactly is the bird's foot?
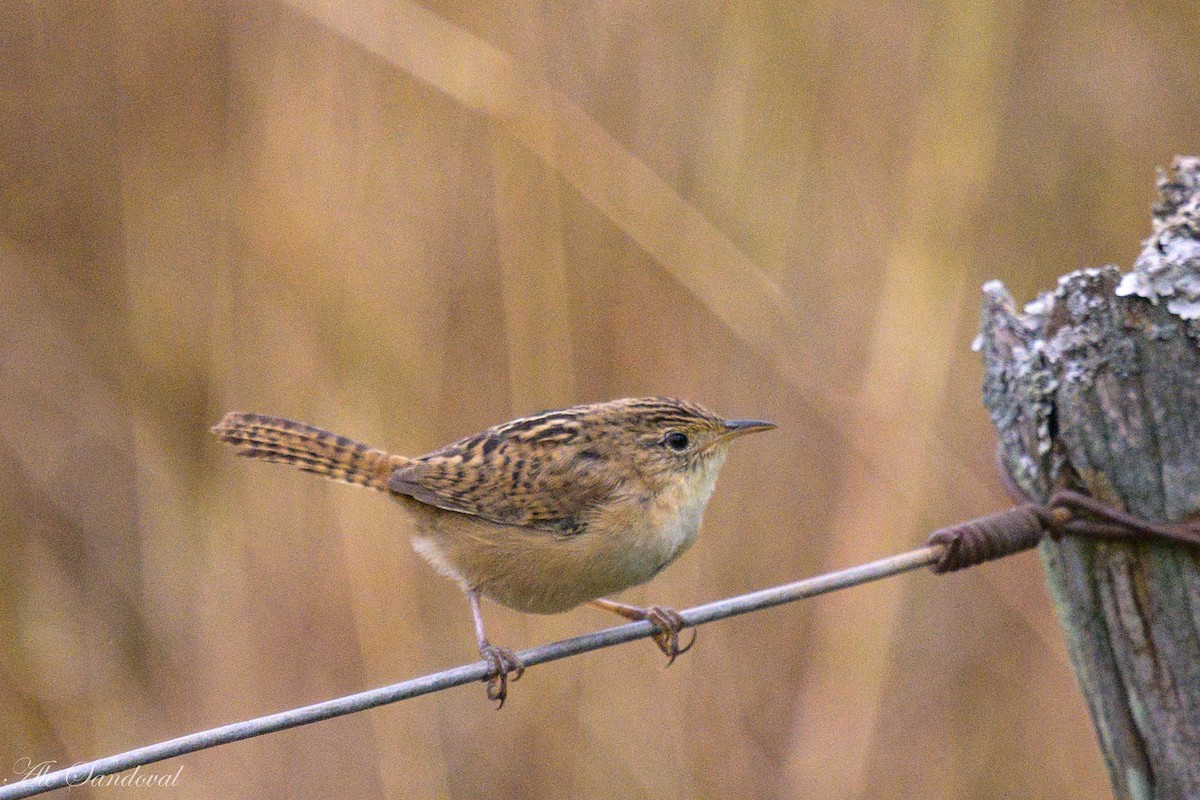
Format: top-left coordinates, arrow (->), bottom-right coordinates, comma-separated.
479,641 -> 524,708
641,606 -> 696,667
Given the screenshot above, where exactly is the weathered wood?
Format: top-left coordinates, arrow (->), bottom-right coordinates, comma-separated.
977,157 -> 1200,800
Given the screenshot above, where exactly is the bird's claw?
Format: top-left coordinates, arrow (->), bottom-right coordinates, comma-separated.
479,641 -> 524,708
643,606 -> 695,667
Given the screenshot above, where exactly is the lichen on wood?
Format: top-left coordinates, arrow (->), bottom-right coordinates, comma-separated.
976,157 -> 1200,800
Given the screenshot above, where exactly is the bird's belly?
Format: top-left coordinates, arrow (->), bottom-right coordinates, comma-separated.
408,511 -> 696,614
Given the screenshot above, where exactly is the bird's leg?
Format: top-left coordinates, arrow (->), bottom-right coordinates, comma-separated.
589,598 -> 696,666
469,588 -> 523,707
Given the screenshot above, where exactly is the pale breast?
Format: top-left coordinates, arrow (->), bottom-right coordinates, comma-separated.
645,451 -> 724,566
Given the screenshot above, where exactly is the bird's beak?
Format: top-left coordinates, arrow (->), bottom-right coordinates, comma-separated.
720,419 -> 777,440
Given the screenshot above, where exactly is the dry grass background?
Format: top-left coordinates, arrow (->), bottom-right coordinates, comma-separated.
2,2 -> 1198,798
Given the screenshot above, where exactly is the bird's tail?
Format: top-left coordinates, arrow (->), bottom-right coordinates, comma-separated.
211,412 -> 407,491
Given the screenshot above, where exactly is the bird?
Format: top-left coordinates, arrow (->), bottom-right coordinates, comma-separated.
211,397 -> 775,704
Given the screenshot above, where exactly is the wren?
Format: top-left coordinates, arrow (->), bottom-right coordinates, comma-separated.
212,397 -> 774,704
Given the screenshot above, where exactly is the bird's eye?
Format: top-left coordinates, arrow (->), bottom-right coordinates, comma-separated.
663,431 -> 690,451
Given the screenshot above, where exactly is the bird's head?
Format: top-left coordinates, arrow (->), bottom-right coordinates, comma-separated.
582,397 -> 775,490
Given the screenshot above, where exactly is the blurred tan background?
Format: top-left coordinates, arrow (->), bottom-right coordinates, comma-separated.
2,1 -> 1198,798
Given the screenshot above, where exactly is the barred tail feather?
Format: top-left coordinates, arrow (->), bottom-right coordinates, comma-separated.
211,412 -> 406,491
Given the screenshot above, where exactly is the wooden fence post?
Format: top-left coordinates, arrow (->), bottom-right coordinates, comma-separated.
977,157 -> 1200,799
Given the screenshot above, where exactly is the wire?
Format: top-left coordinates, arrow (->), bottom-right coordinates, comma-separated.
0,544 -> 941,800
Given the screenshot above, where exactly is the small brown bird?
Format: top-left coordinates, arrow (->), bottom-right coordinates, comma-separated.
211,397 -> 774,704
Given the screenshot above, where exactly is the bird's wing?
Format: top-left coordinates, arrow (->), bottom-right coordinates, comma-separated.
386,423 -> 619,534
